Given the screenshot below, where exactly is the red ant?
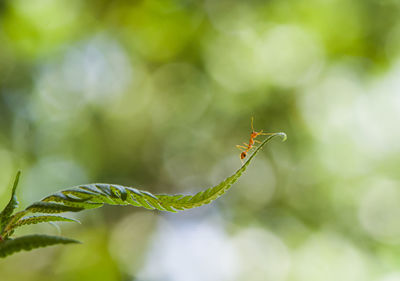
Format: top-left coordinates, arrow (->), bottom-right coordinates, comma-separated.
236,117 -> 274,161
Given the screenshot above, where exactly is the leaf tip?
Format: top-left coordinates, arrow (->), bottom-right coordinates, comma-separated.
12,170 -> 22,194
276,132 -> 287,142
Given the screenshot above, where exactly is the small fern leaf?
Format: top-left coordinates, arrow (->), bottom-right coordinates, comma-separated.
12,215 -> 80,228
28,133 -> 286,213
0,171 -> 21,230
0,234 -> 80,258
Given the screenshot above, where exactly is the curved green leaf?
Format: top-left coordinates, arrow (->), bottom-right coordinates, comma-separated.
27,133 -> 287,214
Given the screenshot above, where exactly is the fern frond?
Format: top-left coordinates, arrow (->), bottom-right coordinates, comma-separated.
0,171 -> 21,230
28,133 -> 287,213
0,235 -> 80,258
0,132 -> 286,259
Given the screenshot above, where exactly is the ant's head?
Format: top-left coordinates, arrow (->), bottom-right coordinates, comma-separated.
240,151 -> 247,159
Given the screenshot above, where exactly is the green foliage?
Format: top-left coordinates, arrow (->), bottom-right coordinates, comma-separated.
0,133 -> 286,258
31,133 -> 286,213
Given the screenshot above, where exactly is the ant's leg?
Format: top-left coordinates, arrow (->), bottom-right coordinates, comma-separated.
236,145 -> 247,151
243,142 -> 249,146
258,129 -> 275,136
236,145 -> 247,149
254,140 -> 262,143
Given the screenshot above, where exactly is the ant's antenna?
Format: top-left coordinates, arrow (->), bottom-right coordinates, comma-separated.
251,116 -> 255,131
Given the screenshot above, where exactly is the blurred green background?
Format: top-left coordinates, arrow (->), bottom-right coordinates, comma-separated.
1,0 -> 400,280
